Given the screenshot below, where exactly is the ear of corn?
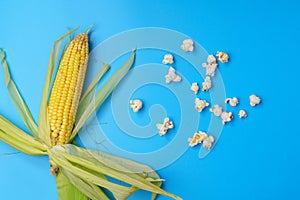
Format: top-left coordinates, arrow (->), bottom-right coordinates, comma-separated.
1,28 -> 181,200
38,28 -> 79,147
48,33 -> 89,145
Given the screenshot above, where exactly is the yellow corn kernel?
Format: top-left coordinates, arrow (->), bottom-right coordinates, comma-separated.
48,33 -> 89,145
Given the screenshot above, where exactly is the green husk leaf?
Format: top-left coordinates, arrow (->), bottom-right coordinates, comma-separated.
70,50 -> 136,141
49,149 -> 138,200
38,28 -> 79,147
51,144 -> 181,200
56,169 -> 89,200
0,130 -> 46,155
0,48 -> 39,138
76,64 -> 110,123
0,115 -> 47,153
61,168 -> 110,200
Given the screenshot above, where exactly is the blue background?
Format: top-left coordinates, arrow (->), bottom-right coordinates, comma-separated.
0,0 -> 299,200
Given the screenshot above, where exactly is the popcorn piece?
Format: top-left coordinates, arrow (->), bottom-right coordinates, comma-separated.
202,63 -> 218,77
162,53 -> 174,64
249,94 -> 261,106
221,111 -> 233,124
156,117 -> 174,136
209,104 -> 223,117
203,136 -> 214,150
129,99 -> 143,112
165,67 -> 182,84
216,51 -> 229,63
190,82 -> 199,94
207,54 -> 217,64
181,39 -> 194,52
225,97 -> 239,107
195,98 -> 209,112
188,131 -> 208,147
239,110 -> 247,118
202,76 -> 212,91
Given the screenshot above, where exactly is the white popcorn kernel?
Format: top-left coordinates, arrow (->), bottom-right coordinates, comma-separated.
239,110 -> 247,118
209,104 -> 223,117
203,136 -> 214,150
181,39 -> 194,52
162,53 -> 174,64
207,54 -> 217,64
216,51 -> 229,63
165,67 -> 182,84
190,82 -> 199,94
202,63 -> 218,77
202,76 -> 212,91
129,99 -> 143,112
225,97 -> 239,107
249,94 -> 261,106
195,98 -> 209,112
221,111 -> 233,124
156,117 -> 174,136
188,131 -> 208,147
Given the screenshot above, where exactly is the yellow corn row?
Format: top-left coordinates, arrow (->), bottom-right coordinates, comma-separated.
48,33 -> 89,145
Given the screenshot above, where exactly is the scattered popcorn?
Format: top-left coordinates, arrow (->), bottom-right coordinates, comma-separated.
207,54 -> 217,64
129,99 -> 143,112
156,118 -> 174,136
165,67 -> 182,84
239,110 -> 247,118
203,136 -> 214,150
181,39 -> 194,52
162,53 -> 174,64
209,104 -> 223,117
202,63 -> 218,77
202,76 -> 212,91
195,98 -> 209,112
249,94 -> 261,106
225,97 -> 239,107
190,82 -> 199,94
188,131 -> 208,147
216,51 -> 229,63
221,111 -> 233,124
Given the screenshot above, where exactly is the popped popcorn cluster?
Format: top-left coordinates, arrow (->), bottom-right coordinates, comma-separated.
162,54 -> 174,64
129,99 -> 143,112
220,111 -> 233,124
209,104 -> 223,117
127,41 -> 263,154
202,76 -> 212,91
210,104 -> 233,124
225,97 -> 239,107
156,118 -> 174,136
188,131 -> 214,150
165,67 -> 182,83
249,94 -> 261,106
195,98 -> 209,112
216,51 -> 229,63
181,39 -> 194,52
238,110 -> 247,118
202,54 -> 218,77
190,82 -> 199,94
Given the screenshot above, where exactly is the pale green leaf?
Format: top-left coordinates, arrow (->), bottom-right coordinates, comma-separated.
38,28 -> 79,147
56,169 -> 89,200
0,130 -> 46,155
49,150 -> 137,200
0,48 -> 39,137
51,144 -> 181,200
76,64 -> 110,123
70,50 -> 136,142
61,168 -> 110,200
0,115 -> 47,153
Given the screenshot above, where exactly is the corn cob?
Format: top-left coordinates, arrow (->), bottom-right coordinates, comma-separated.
48,33 -> 89,145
